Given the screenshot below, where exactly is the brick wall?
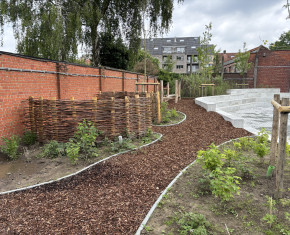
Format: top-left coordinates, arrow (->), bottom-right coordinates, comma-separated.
0,51 -> 157,140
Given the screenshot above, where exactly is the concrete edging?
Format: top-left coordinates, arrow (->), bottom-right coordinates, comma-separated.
0,133 -> 163,195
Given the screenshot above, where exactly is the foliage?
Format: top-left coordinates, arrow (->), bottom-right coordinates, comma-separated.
197,143 -> 224,172
223,148 -> 239,167
234,42 -> 252,81
72,120 -> 101,158
39,140 -> 66,159
132,50 -> 160,75
65,140 -> 80,164
173,212 -> 212,235
1,135 -> 21,160
0,0 -> 183,66
269,30 -> 290,50
160,101 -> 179,123
254,142 -> 270,161
238,164 -> 255,180
22,130 -> 37,146
233,141 -> 242,151
196,22 -> 216,81
286,142 -> 290,157
256,128 -> 270,144
210,167 -> 241,201
108,138 -> 136,153
239,137 -> 255,151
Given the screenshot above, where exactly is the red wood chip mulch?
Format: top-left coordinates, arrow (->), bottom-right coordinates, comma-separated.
0,99 -> 251,234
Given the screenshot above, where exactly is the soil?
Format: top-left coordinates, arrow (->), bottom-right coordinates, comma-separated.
141,141 -> 290,234
0,99 -> 251,234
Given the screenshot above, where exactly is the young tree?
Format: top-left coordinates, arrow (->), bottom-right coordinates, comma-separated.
234,43 -> 252,84
133,50 -> 160,75
0,0 -> 183,65
196,23 -> 216,81
269,30 -> 290,50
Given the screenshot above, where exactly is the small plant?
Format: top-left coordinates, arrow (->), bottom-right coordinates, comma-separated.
223,148 -> 239,166
256,128 -> 270,144
145,128 -> 153,138
254,142 -> 270,162
39,140 -> 66,158
197,143 -> 224,172
233,141 -> 242,151
239,137 -> 255,151
197,174 -> 212,195
22,130 -> 37,146
210,167 -> 241,201
238,164 -> 255,180
174,212 -> 212,235
1,135 -> 21,160
66,140 -> 80,164
171,108 -> 178,118
286,142 -> 290,157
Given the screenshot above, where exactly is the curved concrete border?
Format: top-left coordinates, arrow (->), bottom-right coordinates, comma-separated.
0,133 -> 163,195
135,136 -> 254,235
152,111 -> 186,127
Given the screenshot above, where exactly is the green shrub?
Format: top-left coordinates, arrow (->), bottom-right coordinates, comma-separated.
1,135 -> 21,160
175,212 -> 212,235
239,137 -> 255,151
223,148 -> 239,166
256,128 -> 270,144
233,141 -> 242,151
253,142 -> 270,161
171,108 -> 178,118
197,143 -> 224,172
210,167 -> 241,201
108,138 -> 136,153
66,140 -> 80,164
22,130 -> 37,146
39,140 -> 66,158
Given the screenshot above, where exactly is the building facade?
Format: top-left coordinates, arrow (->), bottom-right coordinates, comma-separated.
141,37 -> 201,74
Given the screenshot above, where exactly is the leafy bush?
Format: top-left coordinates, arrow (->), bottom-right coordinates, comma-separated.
22,130 -> 37,146
197,174 -> 212,195
39,140 -> 66,158
66,140 -> 80,164
254,142 -> 270,161
233,141 -> 242,151
256,128 -> 270,144
210,167 -> 241,201
175,212 -> 212,235
238,164 -> 255,180
171,108 -> 178,118
197,143 -> 224,172
1,135 -> 21,160
223,148 -> 239,167
108,138 -> 136,153
239,137 -> 255,151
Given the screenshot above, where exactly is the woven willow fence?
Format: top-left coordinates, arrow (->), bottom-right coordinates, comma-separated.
24,92 -> 161,142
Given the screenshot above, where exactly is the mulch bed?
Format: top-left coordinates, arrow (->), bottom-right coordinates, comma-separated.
0,99 -> 251,234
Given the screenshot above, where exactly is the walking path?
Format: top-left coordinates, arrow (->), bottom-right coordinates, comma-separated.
0,99 -> 250,234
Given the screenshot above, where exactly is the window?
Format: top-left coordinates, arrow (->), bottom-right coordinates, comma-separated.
176,65 -> 184,69
176,56 -> 184,61
163,47 -> 172,53
167,39 -> 171,42
176,47 -> 185,53
191,46 -> 196,49
150,38 -> 154,41
154,47 -> 158,50
180,39 -> 184,42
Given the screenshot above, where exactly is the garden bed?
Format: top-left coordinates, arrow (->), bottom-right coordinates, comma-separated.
140,138 -> 290,234
0,99 -> 250,234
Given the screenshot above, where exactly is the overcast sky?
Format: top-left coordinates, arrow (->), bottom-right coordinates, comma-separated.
0,0 -> 289,54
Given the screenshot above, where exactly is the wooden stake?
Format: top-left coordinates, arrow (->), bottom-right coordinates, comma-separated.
156,91 -> 161,124
178,80 -> 181,100
135,94 -> 141,135
275,98 -> 289,199
92,97 -> 98,124
51,97 -> 57,140
71,97 -> 76,121
167,82 -> 170,97
124,96 -> 130,133
146,92 -> 152,129
39,97 -> 44,142
160,80 -> 164,103
111,97 -> 116,137
29,96 -> 36,133
270,94 -> 280,166
175,80 -> 178,103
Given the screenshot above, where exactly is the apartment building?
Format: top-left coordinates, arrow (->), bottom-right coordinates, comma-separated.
141,37 -> 201,74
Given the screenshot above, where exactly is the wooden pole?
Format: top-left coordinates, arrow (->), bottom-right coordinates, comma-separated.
167,82 -> 170,97
151,92 -> 156,123
160,80 -> 164,103
71,97 -> 77,122
175,80 -> 178,103
29,96 -> 36,133
122,72 -> 125,92
275,98 -> 289,199
92,97 -> 98,124
52,97 -> 57,140
124,96 -> 130,133
135,94 -> 141,135
39,97 -> 44,142
146,92 -> 152,129
178,80 -> 181,100
270,94 -> 280,166
156,91 -> 161,124
111,97 -> 116,137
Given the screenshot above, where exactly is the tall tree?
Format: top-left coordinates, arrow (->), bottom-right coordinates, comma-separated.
269,30 -> 290,50
0,0 -> 183,66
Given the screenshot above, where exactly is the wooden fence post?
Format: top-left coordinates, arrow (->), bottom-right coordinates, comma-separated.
111,97 -> 116,137
135,94 -> 141,135
125,96 -> 130,133
275,98 -> 289,199
151,92 -> 156,123
146,92 -> 152,129
178,80 -> 181,100
156,91 -> 161,124
270,94 -> 280,166
175,80 -> 178,103
71,97 -> 77,122
29,96 -> 36,133
160,80 -> 164,103
92,97 -> 98,124
51,97 -> 58,140
167,82 -> 170,97
39,97 -> 44,142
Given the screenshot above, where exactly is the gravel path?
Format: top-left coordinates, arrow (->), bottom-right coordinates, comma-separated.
0,99 -> 251,234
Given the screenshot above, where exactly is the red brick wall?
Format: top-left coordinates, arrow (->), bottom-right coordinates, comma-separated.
0,52 -> 157,140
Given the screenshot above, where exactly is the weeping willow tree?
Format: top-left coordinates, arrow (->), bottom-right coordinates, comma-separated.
0,0 -> 183,65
